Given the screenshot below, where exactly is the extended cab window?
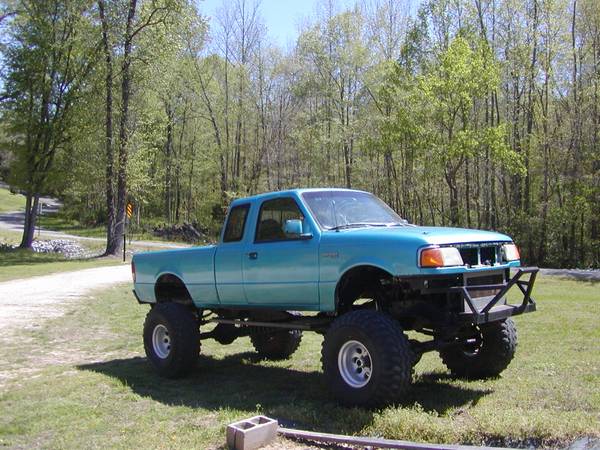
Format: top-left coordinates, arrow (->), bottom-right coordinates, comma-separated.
255,197 -> 304,242
223,204 -> 249,242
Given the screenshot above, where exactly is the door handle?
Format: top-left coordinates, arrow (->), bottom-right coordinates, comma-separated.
247,252 -> 258,260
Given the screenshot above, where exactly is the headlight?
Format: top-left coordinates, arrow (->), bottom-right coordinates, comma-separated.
502,243 -> 520,261
420,247 -> 464,268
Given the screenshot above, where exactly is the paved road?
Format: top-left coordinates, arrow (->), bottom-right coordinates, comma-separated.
0,209 -> 187,249
0,265 -> 131,331
539,268 -> 600,282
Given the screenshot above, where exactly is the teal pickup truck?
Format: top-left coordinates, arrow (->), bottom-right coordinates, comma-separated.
132,188 -> 538,407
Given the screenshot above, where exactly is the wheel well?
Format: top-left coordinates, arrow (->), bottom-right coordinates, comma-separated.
335,265 -> 394,313
154,274 -> 193,305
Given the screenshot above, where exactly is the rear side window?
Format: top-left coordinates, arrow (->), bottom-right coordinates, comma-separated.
223,204 -> 249,242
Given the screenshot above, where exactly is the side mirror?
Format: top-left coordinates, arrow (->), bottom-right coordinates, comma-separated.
284,219 -> 312,240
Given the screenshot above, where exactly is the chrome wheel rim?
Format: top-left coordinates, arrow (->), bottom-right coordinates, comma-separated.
338,340 -> 372,388
152,324 -> 171,359
463,327 -> 483,357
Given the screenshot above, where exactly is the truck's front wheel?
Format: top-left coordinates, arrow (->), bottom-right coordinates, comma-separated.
321,310 -> 414,407
439,318 -> 517,379
143,303 -> 200,378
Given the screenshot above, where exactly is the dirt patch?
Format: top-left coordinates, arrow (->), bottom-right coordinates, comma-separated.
0,265 -> 130,331
0,265 -> 132,387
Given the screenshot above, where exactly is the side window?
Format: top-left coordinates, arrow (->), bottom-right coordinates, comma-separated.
223,204 -> 249,242
255,197 -> 304,242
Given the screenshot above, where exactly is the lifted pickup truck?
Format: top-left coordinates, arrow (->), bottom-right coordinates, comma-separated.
132,188 -> 537,407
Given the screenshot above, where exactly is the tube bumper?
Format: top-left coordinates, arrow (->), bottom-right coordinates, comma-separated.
451,267 -> 538,325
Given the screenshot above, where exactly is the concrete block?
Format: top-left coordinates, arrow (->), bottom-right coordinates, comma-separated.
226,415 -> 278,450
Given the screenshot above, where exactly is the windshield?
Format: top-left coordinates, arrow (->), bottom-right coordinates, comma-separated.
302,190 -> 408,230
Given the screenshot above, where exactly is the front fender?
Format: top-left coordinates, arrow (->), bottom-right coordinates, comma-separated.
337,256 -> 397,279
318,256 -> 400,313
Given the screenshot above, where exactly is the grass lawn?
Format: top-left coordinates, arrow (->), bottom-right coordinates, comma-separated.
0,228 -> 24,244
37,213 -> 106,238
0,228 -> 123,282
0,248 -> 125,282
0,275 -> 598,448
0,188 -> 25,213
36,212 -> 201,245
0,227 -> 184,283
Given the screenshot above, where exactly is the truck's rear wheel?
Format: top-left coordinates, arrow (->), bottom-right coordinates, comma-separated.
439,318 -> 517,379
143,303 -> 200,378
250,329 -> 302,360
321,310 -> 414,407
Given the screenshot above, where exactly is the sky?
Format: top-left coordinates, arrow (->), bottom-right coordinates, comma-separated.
197,0 -> 355,48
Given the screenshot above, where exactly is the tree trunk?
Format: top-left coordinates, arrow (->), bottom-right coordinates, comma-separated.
110,0 -> 137,256
445,160 -> 460,226
19,193 -> 40,249
343,142 -> 352,188
164,103 -> 174,223
98,0 -> 116,256
193,59 -> 227,202
465,158 -> 471,228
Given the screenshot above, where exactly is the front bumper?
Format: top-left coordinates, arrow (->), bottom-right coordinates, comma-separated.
451,266 -> 538,324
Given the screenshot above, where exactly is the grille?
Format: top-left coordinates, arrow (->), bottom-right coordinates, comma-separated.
456,243 -> 502,267
480,246 -> 497,265
459,248 -> 479,266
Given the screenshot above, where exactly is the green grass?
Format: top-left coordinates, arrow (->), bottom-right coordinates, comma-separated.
0,227 -> 122,282
0,221 -> 164,283
0,275 -> 598,448
37,213 -> 106,238
37,212 -> 201,245
0,188 -> 25,213
0,227 -> 179,283
0,228 -> 23,244
0,248 -> 124,282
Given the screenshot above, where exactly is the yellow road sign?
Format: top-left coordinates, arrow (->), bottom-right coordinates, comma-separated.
126,203 -> 133,219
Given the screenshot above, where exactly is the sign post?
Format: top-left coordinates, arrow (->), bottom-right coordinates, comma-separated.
124,203 -> 133,262
37,202 -> 43,238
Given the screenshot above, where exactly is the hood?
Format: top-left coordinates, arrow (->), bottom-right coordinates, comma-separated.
406,226 -> 512,245
327,225 -> 513,246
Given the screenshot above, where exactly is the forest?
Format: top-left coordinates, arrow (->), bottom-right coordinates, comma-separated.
0,0 -> 598,268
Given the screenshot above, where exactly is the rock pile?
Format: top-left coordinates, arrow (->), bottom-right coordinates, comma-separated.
0,242 -> 16,251
32,239 -> 89,259
152,222 -> 210,243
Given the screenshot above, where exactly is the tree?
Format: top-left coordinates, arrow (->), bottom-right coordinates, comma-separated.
1,0 -> 97,248
418,36 -> 521,225
97,0 -> 183,255
2,0 -> 599,269
297,7 -> 369,188
97,0 -> 116,254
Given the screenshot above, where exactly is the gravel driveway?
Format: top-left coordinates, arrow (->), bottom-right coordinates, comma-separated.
0,265 -> 131,331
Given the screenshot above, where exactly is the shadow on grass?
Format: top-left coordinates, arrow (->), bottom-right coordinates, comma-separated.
410,372 -> 492,412
79,352 -> 491,431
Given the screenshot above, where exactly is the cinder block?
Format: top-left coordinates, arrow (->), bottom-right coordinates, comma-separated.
226,415 -> 278,450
